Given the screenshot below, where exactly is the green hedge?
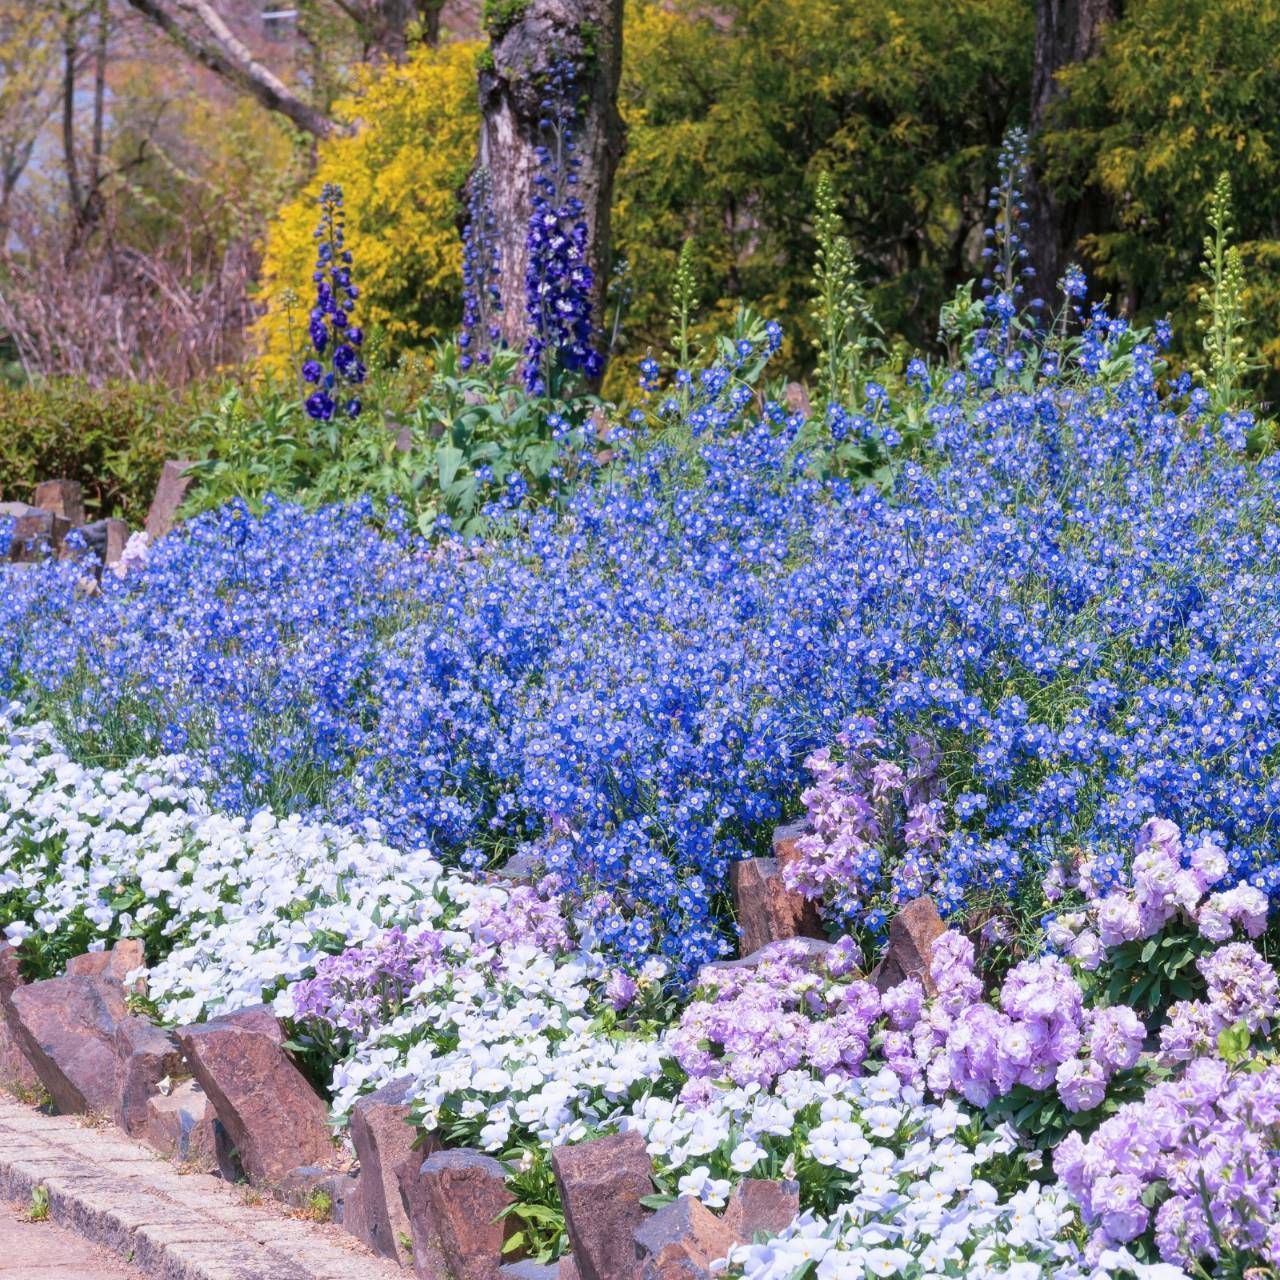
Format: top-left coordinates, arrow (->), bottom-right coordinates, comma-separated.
0,380 -> 211,522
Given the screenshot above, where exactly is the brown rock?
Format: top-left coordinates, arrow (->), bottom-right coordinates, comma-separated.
558,1259 -> 580,1280
395,1146 -> 445,1279
5,975 -> 127,1113
730,857 -> 824,957
113,1015 -> 186,1136
273,1164 -> 355,1218
141,1078 -> 232,1175
552,1131 -> 654,1280
723,1179 -> 800,1242
0,945 -> 39,1096
398,1148 -> 513,1280
870,896 -> 946,995
66,938 -> 146,993
344,1075 -> 419,1265
1,502 -> 69,561
174,1004 -> 335,1185
770,818 -> 809,867
0,944 -> 21,1003
35,479 -> 86,526
635,1197 -> 735,1279
144,459 -> 193,541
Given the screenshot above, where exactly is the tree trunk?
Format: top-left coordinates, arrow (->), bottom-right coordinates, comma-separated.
478,0 -> 625,361
1026,0 -> 1121,299
363,0 -> 418,59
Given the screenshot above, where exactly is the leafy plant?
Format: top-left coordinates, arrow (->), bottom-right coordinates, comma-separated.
27,1184 -> 49,1222
810,171 -> 881,406
1196,173 -> 1254,415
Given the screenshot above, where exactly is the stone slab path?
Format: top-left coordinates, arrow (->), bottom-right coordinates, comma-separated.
1,1197 -> 145,1277
0,1096 -> 401,1280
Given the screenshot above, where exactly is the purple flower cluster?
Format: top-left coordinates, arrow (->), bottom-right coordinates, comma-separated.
881,934 -> 1144,1113
1045,817 -> 1270,969
288,885 -> 574,1048
459,165 -> 502,371
462,883 -> 570,954
1160,942 -> 1278,1061
302,184 -> 366,422
290,925 -> 443,1038
783,718 -> 945,927
1056,1061 -> 1280,1269
521,60 -> 602,395
667,941 -> 882,1095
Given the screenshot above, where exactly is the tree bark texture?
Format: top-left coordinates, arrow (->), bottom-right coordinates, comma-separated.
478,0 -> 625,354
1026,0 -> 1121,298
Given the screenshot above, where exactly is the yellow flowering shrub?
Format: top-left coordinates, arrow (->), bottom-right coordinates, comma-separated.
253,41 -> 481,379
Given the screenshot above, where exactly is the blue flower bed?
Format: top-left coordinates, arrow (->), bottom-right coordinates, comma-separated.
3,306 -> 1278,976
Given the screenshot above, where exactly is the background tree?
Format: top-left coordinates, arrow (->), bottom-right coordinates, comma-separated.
1046,0 -> 1280,396
613,0 -> 1031,364
1024,0 -> 1120,298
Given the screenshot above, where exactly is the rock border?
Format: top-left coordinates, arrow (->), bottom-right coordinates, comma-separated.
0,1094 -> 400,1280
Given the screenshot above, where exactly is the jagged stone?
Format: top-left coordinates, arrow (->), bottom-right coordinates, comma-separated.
723,1179 -> 800,1241
634,1196 -> 735,1279
174,1004 -> 336,1184
552,1131 -> 654,1280
144,459 -> 193,541
397,1148 -> 512,1280
66,938 -> 146,994
113,1015 -> 186,1137
35,479 -> 86,526
139,1077 -> 231,1175
5,975 -> 127,1113
870,896 -> 946,995
729,856 -> 824,956
344,1074 -> 419,1265
0,945 -> 39,1095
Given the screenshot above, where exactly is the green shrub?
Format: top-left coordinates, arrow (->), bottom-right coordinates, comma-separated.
0,379 -> 214,521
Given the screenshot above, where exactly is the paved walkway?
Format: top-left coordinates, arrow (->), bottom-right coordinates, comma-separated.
0,1095 -> 400,1280
0,1198 -> 145,1277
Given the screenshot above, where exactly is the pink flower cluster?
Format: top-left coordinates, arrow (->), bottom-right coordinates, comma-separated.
1056,1060 -> 1280,1269
782,718 -> 946,921
1045,817 -> 1269,968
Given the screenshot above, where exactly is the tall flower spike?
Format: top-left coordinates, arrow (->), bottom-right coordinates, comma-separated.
303,184 -> 366,422
459,166 -> 503,372
521,59 -> 602,396
980,129 -> 1036,331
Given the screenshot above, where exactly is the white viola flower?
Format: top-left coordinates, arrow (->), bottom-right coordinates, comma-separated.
728,1138 -> 768,1174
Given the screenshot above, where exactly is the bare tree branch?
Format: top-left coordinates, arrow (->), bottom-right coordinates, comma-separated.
122,0 -> 340,138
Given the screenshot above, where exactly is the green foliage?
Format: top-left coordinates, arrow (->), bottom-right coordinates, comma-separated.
484,0 -> 529,40
497,1148 -> 567,1263
614,0 -> 1033,363
810,171 -> 882,405
1045,0 -> 1280,392
1195,173 -> 1254,414
186,344 -> 605,538
0,379 -> 211,521
27,1185 -> 49,1223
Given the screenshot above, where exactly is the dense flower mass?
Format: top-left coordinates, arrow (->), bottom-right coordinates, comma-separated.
2,292 -> 1280,976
